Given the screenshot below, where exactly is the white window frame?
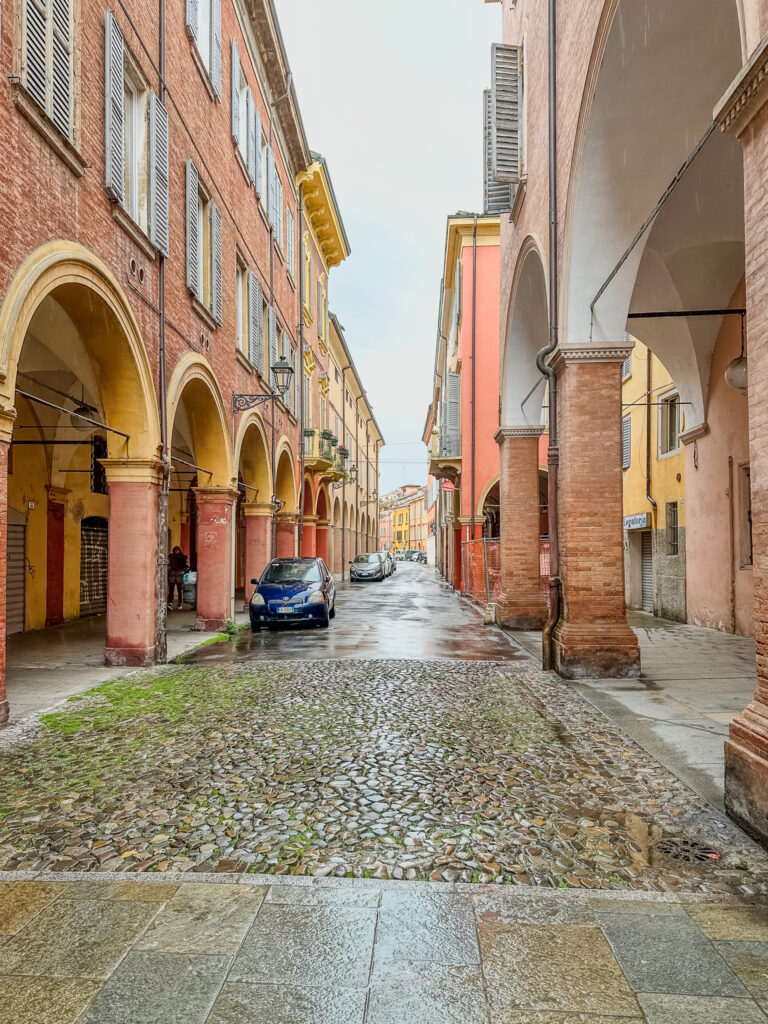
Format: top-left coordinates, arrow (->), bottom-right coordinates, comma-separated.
198,0 -> 212,75
658,391 -> 682,458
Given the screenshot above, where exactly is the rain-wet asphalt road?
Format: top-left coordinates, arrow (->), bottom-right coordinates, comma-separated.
186,560 -> 528,664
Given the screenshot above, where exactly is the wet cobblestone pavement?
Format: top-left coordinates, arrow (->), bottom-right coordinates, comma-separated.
1,657 -> 767,895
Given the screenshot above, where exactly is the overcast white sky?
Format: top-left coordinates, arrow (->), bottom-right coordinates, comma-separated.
274,0 -> 500,494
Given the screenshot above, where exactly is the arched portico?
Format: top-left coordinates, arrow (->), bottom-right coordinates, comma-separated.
275,441 -> 297,558
234,412 -> 273,603
0,243 -> 162,718
316,486 -> 331,565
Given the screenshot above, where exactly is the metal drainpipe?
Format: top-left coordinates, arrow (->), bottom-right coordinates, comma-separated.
538,0 -> 561,672
728,455 -> 737,633
156,0 -> 169,663
341,365 -> 350,577
297,183 -> 305,555
646,351 -> 657,526
470,215 -> 478,544
364,419 -> 372,551
354,397 -> 360,557
268,123 -> 277,559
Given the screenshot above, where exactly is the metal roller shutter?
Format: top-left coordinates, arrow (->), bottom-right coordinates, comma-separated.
641,531 -> 654,613
80,517 -> 108,617
7,524 -> 26,635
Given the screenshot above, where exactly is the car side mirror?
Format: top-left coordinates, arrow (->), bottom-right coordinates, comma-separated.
250,578 -> 259,585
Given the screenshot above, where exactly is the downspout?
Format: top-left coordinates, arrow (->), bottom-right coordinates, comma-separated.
728,455 -> 737,633
354,397 -> 360,557
646,352 -> 657,525
538,0 -> 561,671
341,365 -> 351,578
298,183 -> 305,554
156,0 -> 169,662
470,214 -> 478,543
268,122 -> 277,559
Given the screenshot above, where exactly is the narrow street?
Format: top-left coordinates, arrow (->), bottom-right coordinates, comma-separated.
2,566 -> 768,1021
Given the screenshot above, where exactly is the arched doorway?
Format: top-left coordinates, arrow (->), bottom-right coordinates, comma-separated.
274,442 -> 297,558
316,486 -> 330,565
234,413 -> 272,605
332,496 -> 342,576
0,243 -> 160,719
167,356 -> 233,631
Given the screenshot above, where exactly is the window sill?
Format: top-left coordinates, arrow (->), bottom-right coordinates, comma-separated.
235,147 -> 251,187
12,82 -> 86,178
273,239 -> 285,265
286,271 -> 296,291
510,175 -> 527,226
190,294 -> 218,332
236,349 -> 255,374
258,204 -> 270,231
190,42 -> 218,102
112,204 -> 157,261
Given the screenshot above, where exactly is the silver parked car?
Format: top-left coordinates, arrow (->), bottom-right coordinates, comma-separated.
350,552 -> 386,582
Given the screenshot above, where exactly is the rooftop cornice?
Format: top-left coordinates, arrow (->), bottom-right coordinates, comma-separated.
297,160 -> 351,270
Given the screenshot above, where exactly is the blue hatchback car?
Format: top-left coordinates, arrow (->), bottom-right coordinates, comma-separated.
250,557 -> 336,631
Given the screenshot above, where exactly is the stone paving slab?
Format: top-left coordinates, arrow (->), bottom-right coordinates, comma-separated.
0,876 -> 765,1022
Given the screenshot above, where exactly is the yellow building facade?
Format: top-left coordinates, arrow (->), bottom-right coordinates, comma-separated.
394,508 -> 409,551
622,339 -> 686,620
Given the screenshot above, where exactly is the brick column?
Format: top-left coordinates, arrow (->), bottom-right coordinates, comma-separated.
452,525 -> 462,591
717,48 -> 768,842
102,460 -> 162,666
316,518 -> 330,563
194,488 -> 238,631
496,426 -> 549,628
0,412 -> 14,723
301,514 -> 318,557
550,344 -> 640,678
276,515 -> 296,558
243,502 -> 272,604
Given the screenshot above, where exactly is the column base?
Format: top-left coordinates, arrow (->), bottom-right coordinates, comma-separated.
553,621 -> 640,679
195,616 -> 227,632
725,702 -> 768,846
498,594 -> 549,630
104,645 -> 157,668
0,700 -> 8,725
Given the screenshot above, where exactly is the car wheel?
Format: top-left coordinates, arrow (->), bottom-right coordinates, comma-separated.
251,624 -> 261,633
329,604 -> 336,619
319,608 -> 330,628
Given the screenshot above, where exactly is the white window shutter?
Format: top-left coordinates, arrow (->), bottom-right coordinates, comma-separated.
491,43 -> 522,184
276,176 -> 283,248
185,0 -> 197,40
230,39 -> 240,143
246,88 -> 256,182
317,281 -> 322,337
622,416 -> 631,470
483,89 -> 512,214
269,307 -> 278,384
211,0 -> 222,100
248,271 -> 263,371
185,159 -> 199,296
445,373 -> 461,456
293,349 -> 299,415
286,208 -> 294,276
149,93 -> 170,257
302,373 -> 310,428
51,0 -> 73,138
211,201 -> 223,324
24,0 -> 47,110
254,106 -> 263,198
104,10 -> 125,203
267,147 -> 276,228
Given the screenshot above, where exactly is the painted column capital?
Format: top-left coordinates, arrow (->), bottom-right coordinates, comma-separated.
303,514 -> 319,525
101,458 -> 164,485
548,343 -> 633,374
680,423 -> 709,445
0,407 -> 16,443
243,501 -> 276,517
495,425 -> 546,443
193,486 -> 240,505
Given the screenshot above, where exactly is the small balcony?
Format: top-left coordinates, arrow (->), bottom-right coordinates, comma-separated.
303,429 -> 334,473
428,429 -> 461,483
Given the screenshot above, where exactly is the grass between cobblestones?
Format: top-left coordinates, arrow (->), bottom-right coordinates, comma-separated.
0,659 -> 767,893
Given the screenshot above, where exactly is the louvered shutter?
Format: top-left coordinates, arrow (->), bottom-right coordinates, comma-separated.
230,39 -> 240,143
104,10 -> 124,203
254,106 -> 263,198
211,201 -> 223,324
293,349 -> 300,415
248,271 -> 263,371
24,0 -> 47,111
317,281 -> 323,337
185,0 -> 197,40
286,208 -> 294,277
186,159 -> 199,296
302,373 -> 310,428
267,147 -> 276,228
491,43 -> 522,184
483,89 -> 512,214
445,373 -> 461,456
622,416 -> 631,470
246,88 -> 256,182
268,307 -> 278,386
51,0 -> 73,137
149,93 -> 170,257
211,0 -> 222,100
275,176 -> 283,248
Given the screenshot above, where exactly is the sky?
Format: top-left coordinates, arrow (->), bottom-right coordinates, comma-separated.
274,0 -> 500,494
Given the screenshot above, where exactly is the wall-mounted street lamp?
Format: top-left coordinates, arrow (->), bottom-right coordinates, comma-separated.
232,356 -> 294,413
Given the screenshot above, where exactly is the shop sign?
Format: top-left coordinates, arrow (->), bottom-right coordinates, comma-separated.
623,513 -> 649,531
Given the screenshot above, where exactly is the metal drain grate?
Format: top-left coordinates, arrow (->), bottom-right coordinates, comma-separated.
655,838 -> 721,863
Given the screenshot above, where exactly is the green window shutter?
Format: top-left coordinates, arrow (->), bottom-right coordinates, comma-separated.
491,43 -> 522,184
185,159 -> 199,296
51,0 -> 73,137
104,10 -> 125,203
211,0 -> 222,100
185,0 -> 197,40
149,94 -> 170,257
248,271 -> 263,371
483,89 -> 512,214
23,0 -> 47,111
211,201 -> 223,324
230,39 -> 240,143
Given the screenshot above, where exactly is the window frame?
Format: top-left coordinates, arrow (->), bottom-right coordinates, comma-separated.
235,254 -> 247,354
658,391 -> 682,457
665,501 -> 679,556
739,462 -> 753,569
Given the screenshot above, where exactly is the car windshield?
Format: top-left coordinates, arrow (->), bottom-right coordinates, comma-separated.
262,561 -> 321,584
354,554 -> 380,564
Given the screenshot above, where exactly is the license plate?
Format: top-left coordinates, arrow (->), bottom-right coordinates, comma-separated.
278,606 -> 293,614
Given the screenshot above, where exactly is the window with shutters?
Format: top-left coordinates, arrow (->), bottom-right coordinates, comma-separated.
303,235 -> 313,322
186,0 -> 221,100
622,353 -> 632,381
235,254 -> 247,353
490,43 -> 523,186
186,159 -> 222,324
740,463 -> 753,568
665,502 -> 679,556
622,415 -> 631,470
659,392 -> 681,455
286,207 -> 295,279
22,0 -> 74,140
122,55 -> 149,234
317,278 -> 327,343
231,41 -> 252,170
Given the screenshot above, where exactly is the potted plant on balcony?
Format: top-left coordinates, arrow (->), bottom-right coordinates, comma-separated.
338,446 -> 349,460
321,429 -> 334,441
303,428 -> 315,438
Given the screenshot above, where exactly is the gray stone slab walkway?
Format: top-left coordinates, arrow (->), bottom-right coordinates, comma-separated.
1,873 -> 768,1023
507,611 -> 757,809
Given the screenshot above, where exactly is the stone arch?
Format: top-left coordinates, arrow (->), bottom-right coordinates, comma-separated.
302,474 -> 316,515
0,241 -> 160,459
477,474 -> 500,520
274,439 -> 297,513
234,411 -> 272,499
167,355 -> 233,488
316,485 -> 329,522
502,239 -> 549,428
